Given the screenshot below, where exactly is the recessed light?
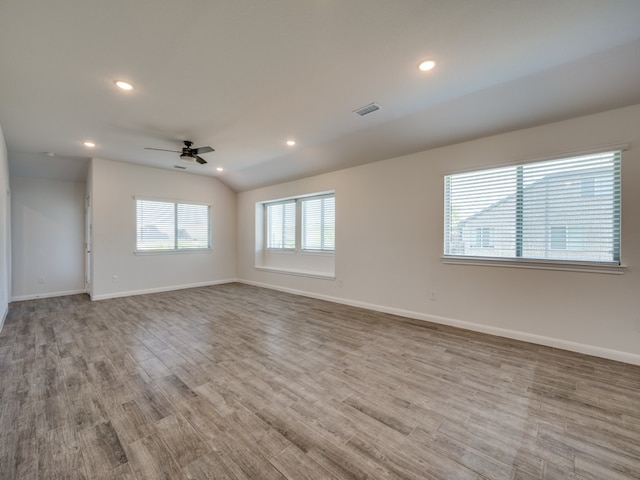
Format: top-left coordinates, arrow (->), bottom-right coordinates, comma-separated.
418,60 -> 436,72
45,152 -> 55,157
83,141 -> 96,148
286,140 -> 296,146
216,167 -> 224,172
114,80 -> 134,91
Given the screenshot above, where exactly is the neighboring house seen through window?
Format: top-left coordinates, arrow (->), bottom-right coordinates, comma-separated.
444,150 -> 621,265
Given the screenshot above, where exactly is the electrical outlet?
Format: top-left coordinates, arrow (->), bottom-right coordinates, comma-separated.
112,275 -> 119,283
38,276 -> 45,284
430,290 -> 437,301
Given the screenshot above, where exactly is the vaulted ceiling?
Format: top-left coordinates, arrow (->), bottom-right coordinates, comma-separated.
2,0 -> 640,190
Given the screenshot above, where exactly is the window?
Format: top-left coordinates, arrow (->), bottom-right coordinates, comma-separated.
550,226 -> 586,251
302,195 -> 335,251
444,150 -> 621,264
266,201 -> 296,249
136,199 -> 210,252
264,192 -> 335,252
581,177 -> 596,197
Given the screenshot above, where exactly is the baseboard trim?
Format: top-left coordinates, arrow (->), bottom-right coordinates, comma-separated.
11,289 -> 87,302
90,278 -> 238,301
238,279 -> 640,366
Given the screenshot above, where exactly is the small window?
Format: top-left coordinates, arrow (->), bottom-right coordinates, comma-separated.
470,227 -> 493,248
444,150 -> 621,264
580,178 -> 595,197
549,226 -> 568,250
550,226 -> 585,251
582,176 -> 614,197
136,199 -> 210,252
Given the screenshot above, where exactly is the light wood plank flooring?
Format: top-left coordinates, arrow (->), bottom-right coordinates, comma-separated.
1,283 -> 639,479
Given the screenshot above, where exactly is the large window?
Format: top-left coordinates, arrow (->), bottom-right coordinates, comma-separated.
264,192 -> 335,252
136,198 -> 210,252
444,150 -> 621,265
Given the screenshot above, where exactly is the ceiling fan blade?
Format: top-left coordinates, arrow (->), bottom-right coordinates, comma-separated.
145,147 -> 181,153
192,146 -> 214,155
195,155 -> 207,165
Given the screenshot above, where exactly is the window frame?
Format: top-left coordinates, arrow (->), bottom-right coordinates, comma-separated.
442,148 -> 625,274
135,197 -> 212,254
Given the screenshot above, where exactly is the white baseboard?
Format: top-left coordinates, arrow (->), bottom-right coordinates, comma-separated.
90,278 -> 238,301
239,279 -> 640,367
11,289 -> 87,302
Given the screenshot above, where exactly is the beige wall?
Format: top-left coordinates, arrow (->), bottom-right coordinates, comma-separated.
10,177 -> 85,300
237,104 -> 640,363
0,125 -> 9,325
89,158 -> 237,299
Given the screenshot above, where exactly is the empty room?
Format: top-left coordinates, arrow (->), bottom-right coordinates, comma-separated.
1,1 -> 640,479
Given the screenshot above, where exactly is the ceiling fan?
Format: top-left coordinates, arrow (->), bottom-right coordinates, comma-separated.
145,140 -> 214,165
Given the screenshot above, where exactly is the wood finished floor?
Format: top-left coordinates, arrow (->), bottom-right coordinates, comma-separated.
1,283 -> 639,480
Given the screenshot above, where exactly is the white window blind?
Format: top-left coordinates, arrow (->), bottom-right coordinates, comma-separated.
444,150 -> 621,264
266,200 -> 296,249
302,195 -> 335,251
136,199 -> 210,251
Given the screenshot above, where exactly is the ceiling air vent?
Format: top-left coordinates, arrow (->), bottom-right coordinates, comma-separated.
353,102 -> 381,117
173,165 -> 187,170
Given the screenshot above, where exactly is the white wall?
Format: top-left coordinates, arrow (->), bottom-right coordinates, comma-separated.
90,158 -> 236,300
10,177 -> 85,300
86,160 -> 93,297
237,104 -> 640,364
0,124 -> 10,327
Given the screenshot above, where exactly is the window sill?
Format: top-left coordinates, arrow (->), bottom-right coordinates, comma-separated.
134,248 -> 212,256
301,250 -> 335,256
442,256 -> 625,275
254,266 -> 335,280
266,249 -> 296,255
266,249 -> 335,256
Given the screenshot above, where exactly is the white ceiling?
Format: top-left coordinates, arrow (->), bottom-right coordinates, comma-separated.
2,0 -> 640,191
